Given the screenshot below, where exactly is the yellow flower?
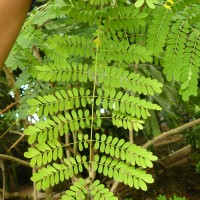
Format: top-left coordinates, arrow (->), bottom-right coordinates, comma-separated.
164,0 -> 174,10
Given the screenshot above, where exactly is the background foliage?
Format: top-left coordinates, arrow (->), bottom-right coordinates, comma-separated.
1,0 -> 200,199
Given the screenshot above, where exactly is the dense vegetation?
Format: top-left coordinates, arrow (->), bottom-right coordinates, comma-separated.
1,0 -> 200,199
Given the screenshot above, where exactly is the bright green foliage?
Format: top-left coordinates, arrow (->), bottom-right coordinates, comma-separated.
27,87 -> 161,119
150,0 -> 200,100
157,194 -> 186,200
147,7 -> 173,57
163,20 -> 190,81
78,133 -> 157,168
93,155 -> 154,190
24,139 -> 63,167
61,178 -> 88,200
21,0 -> 200,198
24,109 -> 97,144
179,32 -> 200,100
89,180 -> 118,200
135,0 -> 159,9
36,65 -> 162,95
61,179 -> 118,200
31,156 -> 88,190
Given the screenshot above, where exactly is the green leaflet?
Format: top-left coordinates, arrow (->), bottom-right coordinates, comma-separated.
135,0 -> 158,9
24,110 -> 98,144
61,178 -> 118,200
24,139 -> 63,167
147,7 -> 173,56
94,155 -> 154,191
32,155 -> 86,190
80,133 -> 158,168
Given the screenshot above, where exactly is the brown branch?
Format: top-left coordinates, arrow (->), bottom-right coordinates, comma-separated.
9,130 -> 23,136
8,134 -> 25,152
0,160 -> 5,200
32,45 -> 43,64
2,65 -> 20,102
0,101 -> 18,114
143,118 -> 200,148
110,180 -> 120,193
0,189 -> 33,200
0,154 -> 31,168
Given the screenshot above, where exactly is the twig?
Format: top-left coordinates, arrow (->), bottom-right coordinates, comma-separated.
110,180 -> 120,193
0,154 -> 31,168
0,101 -> 18,114
0,122 -> 16,140
129,128 -> 134,144
73,131 -> 78,156
32,45 -> 43,63
0,159 -> 5,200
65,133 -> 71,159
142,118 -> 200,148
32,167 -> 37,200
9,130 -> 23,136
2,65 -> 20,102
8,134 -> 25,152
0,189 -> 33,200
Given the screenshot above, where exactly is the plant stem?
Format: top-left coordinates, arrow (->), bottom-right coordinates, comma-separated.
110,180 -> 120,193
89,29 -> 100,181
65,133 -> 71,159
143,117 -> 200,148
73,131 -> 78,156
0,160 -> 5,200
8,134 -> 25,151
33,167 -> 37,200
0,101 -> 18,114
0,154 -> 31,167
129,128 -> 134,144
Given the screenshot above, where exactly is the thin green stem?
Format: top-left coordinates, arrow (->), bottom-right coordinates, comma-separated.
0,122 -> 16,140
89,32 -> 100,180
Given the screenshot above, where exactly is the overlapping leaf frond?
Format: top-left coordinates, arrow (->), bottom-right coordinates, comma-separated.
30,150 -> 155,192
78,133 -> 157,168
171,0 -> 199,13
163,20 -> 190,81
31,156 -> 88,190
24,109 -> 101,144
179,32 -> 200,100
61,178 -> 88,200
27,87 -> 161,119
147,6 -> 173,56
61,179 -> 118,200
101,6 -> 148,34
147,0 -> 200,100
36,64 -> 162,95
24,0 -> 163,196
94,155 -> 154,191
24,139 -> 63,167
